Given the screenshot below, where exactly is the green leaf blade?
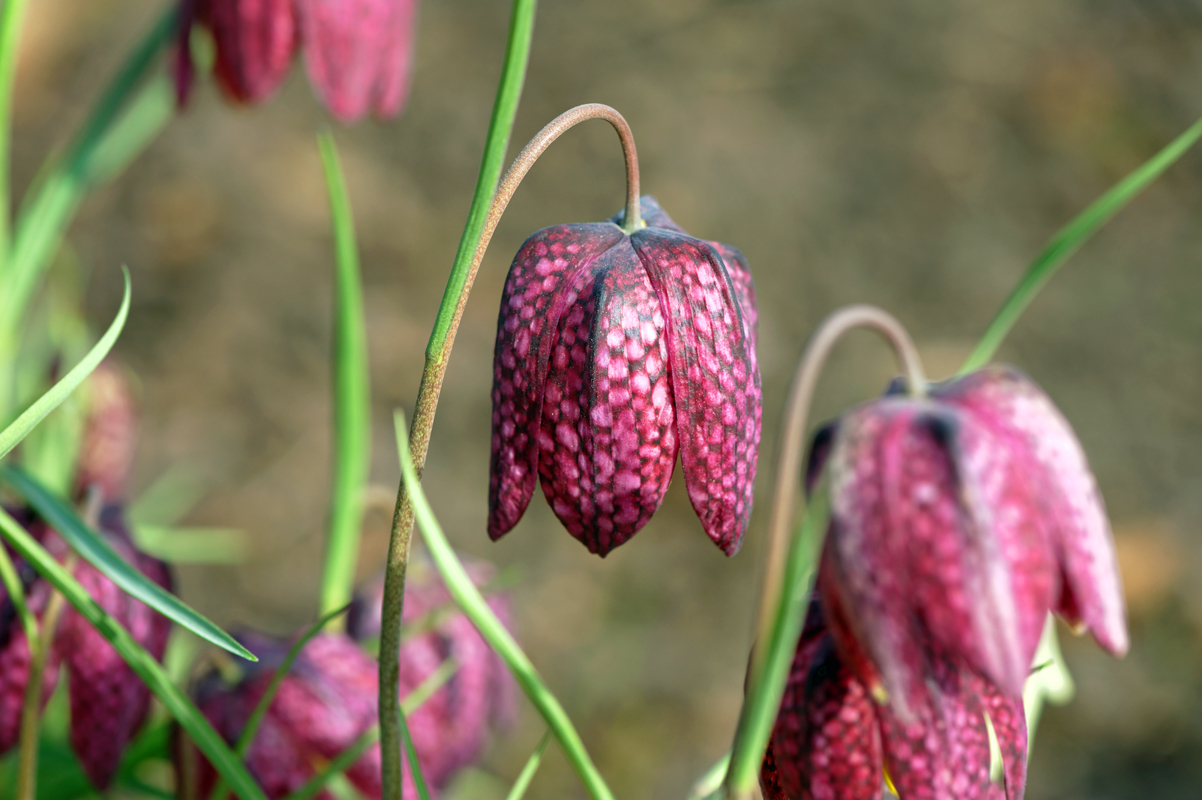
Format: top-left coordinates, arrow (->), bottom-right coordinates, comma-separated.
0,268 -> 131,461
0,507 -> 267,800
0,464 -> 256,662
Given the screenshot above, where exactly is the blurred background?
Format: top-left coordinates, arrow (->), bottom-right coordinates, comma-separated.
13,0 -> 1202,797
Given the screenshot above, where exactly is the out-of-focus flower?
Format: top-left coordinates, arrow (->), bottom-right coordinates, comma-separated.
75,360 -> 139,504
761,597 -> 1028,800
190,563 -> 513,799
0,508 -> 173,789
175,0 -> 419,122
761,365 -> 1127,799
488,196 -> 761,556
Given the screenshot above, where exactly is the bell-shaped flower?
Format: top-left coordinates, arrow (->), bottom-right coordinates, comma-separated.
175,0 -> 418,121
761,365 -> 1128,799
761,597 -> 1029,800
812,365 -> 1126,719
488,196 -> 762,556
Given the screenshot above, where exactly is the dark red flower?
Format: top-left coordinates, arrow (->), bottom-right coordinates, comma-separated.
761,365 -> 1128,799
191,564 -> 513,799
175,0 -> 418,121
0,507 -> 172,789
488,196 -> 761,556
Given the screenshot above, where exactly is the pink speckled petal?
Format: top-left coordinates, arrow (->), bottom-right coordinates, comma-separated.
877,662 -> 998,800
764,610 -> 884,800
937,366 -> 1128,657
537,240 -> 678,555
295,0 -> 419,121
488,224 -> 625,540
202,0 -> 298,104
633,229 -> 760,555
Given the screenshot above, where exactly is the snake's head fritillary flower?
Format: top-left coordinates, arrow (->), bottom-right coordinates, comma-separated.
0,507 -> 172,789
811,365 -> 1126,721
76,360 -> 139,504
488,196 -> 761,556
761,596 -> 1029,800
175,0 -> 417,121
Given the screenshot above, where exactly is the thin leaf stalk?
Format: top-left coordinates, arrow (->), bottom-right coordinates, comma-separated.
962,112 -> 1202,373
394,411 -> 616,800
724,305 -> 926,800
0,0 -> 30,271
316,132 -> 371,624
377,0 -> 537,793
14,553 -> 73,800
379,98 -> 640,796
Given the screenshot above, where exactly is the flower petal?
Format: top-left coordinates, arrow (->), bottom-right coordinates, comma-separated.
488,224 -> 625,540
764,619 -> 884,800
632,229 -> 761,554
537,240 -> 677,555
295,0 -> 419,121
877,661 -> 999,800
203,0 -> 298,104
937,366 -> 1128,657
974,673 -> 1027,800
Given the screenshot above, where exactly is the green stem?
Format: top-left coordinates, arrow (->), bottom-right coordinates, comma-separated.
0,540 -> 35,643
0,0 -> 30,270
377,1 -> 536,796
504,730 -> 552,800
724,306 -> 925,800
0,4 -> 175,345
962,113 -> 1202,373
317,132 -> 371,623
394,410 -> 616,800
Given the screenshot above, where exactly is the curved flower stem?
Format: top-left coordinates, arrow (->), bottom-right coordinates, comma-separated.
723,305 -> 925,800
379,104 -> 641,796
376,0 -> 536,794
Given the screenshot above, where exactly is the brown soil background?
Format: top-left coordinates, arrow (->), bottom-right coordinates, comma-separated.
14,0 -> 1202,797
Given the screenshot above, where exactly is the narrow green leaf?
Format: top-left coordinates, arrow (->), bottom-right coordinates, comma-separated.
0,268 -> 130,460
0,543 -> 35,642
399,711 -> 433,800
687,751 -> 730,800
0,0 -> 31,269
0,464 -> 256,662
133,524 -> 248,565
0,507 -> 267,800
2,6 -> 175,329
208,605 -> 350,800
962,113 -> 1202,372
316,132 -> 371,622
393,411 -> 616,800
725,489 -> 829,796
504,730 -> 552,800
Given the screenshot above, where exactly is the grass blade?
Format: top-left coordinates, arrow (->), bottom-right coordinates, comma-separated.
0,463 -> 256,661
0,268 -> 130,460
504,730 -> 552,800
398,711 -> 433,800
962,113 -> 1202,372
316,132 -> 371,622
0,507 -> 267,800
393,410 -> 616,800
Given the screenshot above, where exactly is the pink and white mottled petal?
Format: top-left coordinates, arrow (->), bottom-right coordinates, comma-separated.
537,241 -> 677,555
939,367 -> 1128,657
878,663 -> 996,800
827,402 -> 940,719
295,0 -> 418,122
633,230 -> 760,554
488,224 -> 625,540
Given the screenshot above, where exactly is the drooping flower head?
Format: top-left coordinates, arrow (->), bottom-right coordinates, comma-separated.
761,365 -> 1128,799
189,563 -> 513,799
175,0 -> 418,122
488,196 -> 761,556
0,507 -> 173,790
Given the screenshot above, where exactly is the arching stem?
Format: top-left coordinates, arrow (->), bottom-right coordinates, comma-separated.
723,305 -> 925,800
377,81 -> 644,800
